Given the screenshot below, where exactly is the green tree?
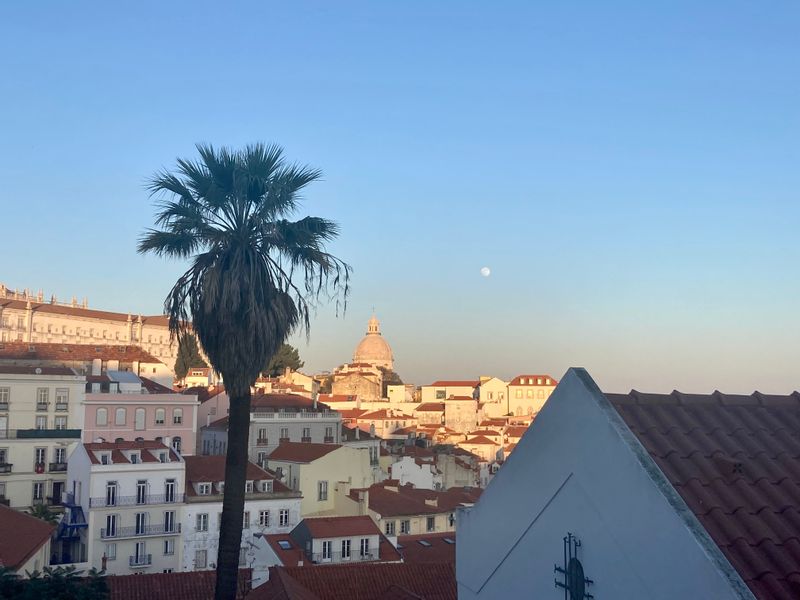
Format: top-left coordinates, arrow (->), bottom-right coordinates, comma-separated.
19,566 -> 108,600
174,333 -> 208,380
138,143 -> 349,599
28,503 -> 59,524
262,343 -> 304,376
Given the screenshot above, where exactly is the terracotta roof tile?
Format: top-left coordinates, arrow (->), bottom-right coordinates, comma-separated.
415,403 -> 445,412
108,568 -> 251,599
0,505 -> 55,570
0,365 -> 77,376
302,515 -> 380,538
508,374 -> 557,386
140,377 -> 176,394
462,435 -> 497,445
251,563 -> 456,600
268,442 -> 341,463
183,455 -> 291,494
0,298 -> 170,327
608,390 -> 800,600
397,533 -> 456,564
350,483 -> 481,517
251,393 -> 326,411
0,341 -> 162,364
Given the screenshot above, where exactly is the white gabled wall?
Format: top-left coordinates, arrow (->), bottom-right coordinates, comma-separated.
457,368 -> 751,600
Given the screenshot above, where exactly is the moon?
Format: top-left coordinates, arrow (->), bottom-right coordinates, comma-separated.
480,266 -> 491,277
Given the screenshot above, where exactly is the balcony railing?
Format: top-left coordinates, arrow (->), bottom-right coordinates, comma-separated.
89,493 -> 184,508
311,551 -> 375,563
0,402 -> 8,411
324,436 -> 334,443
255,438 -> 269,446
55,403 -> 69,412
0,429 -> 81,439
49,462 -> 68,472
251,411 -> 339,419
36,403 -> 49,411
301,437 -> 312,443
101,523 -> 181,539
0,464 -> 12,474
129,554 -> 152,567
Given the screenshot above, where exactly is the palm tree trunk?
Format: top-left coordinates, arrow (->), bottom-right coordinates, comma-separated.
214,388 -> 251,600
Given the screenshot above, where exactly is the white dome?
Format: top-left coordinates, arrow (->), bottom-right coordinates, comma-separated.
353,315 -> 394,370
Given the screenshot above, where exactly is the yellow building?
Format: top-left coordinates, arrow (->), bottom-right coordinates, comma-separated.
506,374 -> 557,417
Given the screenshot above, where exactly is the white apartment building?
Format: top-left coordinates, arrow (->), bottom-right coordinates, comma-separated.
420,380 -> 480,404
0,366 -> 85,508
200,393 -> 341,467
60,440 -> 185,575
181,455 -> 302,573
0,285 -> 177,368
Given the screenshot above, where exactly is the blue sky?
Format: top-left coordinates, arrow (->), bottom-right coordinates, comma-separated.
1,2 -> 799,392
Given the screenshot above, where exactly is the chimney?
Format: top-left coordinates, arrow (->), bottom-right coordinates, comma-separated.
91,359 -> 102,377
356,396 -> 361,410
357,490 -> 369,516
163,437 -> 172,451
355,426 -> 360,440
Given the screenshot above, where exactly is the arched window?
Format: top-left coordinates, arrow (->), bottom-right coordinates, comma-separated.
115,437 -> 124,443
155,408 -> 165,425
96,408 -> 108,426
172,408 -> 183,425
537,390 -> 545,399
135,408 -> 146,431
527,406 -> 534,416
115,408 -> 126,425
172,437 -> 182,454
515,406 -> 522,416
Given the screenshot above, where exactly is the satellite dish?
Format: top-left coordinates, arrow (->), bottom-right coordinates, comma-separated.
35,367 -> 42,374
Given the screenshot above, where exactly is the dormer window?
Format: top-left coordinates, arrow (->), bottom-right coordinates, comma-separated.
262,480 -> 273,493
198,483 -> 211,495
101,453 -> 111,465
245,481 -> 254,493
159,452 -> 168,463
130,453 -> 140,464
218,482 -> 225,493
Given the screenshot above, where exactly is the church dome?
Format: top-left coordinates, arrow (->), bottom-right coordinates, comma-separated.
353,315 -> 394,370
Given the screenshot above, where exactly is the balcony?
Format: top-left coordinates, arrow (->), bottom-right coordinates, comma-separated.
324,436 -> 334,443
89,493 -> 184,508
101,523 -> 181,539
278,437 -> 290,443
0,402 -> 8,411
0,429 -> 81,439
0,463 -> 11,474
301,437 -> 312,443
36,403 -> 49,412
55,403 -> 69,412
129,554 -> 152,568
49,462 -> 68,472
311,551 -> 375,563
255,438 -> 269,446
0,497 -> 9,506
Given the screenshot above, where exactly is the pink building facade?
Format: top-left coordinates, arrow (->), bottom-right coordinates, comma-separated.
83,390 -> 199,455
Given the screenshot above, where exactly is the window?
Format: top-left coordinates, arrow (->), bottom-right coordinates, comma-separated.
96,408 -> 108,426
159,452 -> 167,463
196,513 -> 209,532
317,481 -> 328,501
449,513 -> 456,527
155,408 -> 165,425
105,543 -> 116,560
164,510 -> 176,533
239,547 -> 247,566
55,388 -> 69,409
198,483 -> 211,495
35,416 -> 47,430
245,481 -> 254,493
243,511 -> 250,528
106,482 -> 118,506
435,390 -> 446,400
259,510 -> 270,527
515,389 -> 523,399
172,437 -> 182,454
34,447 -> 46,466
360,538 -> 370,557
538,390 -> 545,399
36,388 -> 49,407
135,512 -> 148,535
322,540 -> 332,560
341,539 -> 351,559
0,449 -> 7,464
195,549 -> 207,569
105,514 -> 117,537
526,389 -> 533,398
0,387 -> 9,408
302,427 -> 311,439
385,521 -> 395,535
135,408 -> 146,430
172,408 -> 183,424
257,451 -> 267,466
262,480 -> 273,493
325,426 -> 333,438
101,453 -> 111,465
165,479 -> 176,502
54,416 -> 67,429
400,520 -> 410,534
279,509 -> 289,527
164,539 -> 174,555
32,482 -> 44,501
115,408 -> 126,425
279,427 -> 289,439
130,452 -> 140,464
136,480 -> 147,504
257,427 -> 267,442
427,516 -> 436,532
55,447 -> 66,464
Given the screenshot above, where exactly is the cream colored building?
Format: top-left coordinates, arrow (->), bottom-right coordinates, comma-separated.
0,285 -> 177,371
0,366 -> 85,509
265,442 -> 375,517
420,380 -> 480,404
478,377 -> 510,418
507,374 -> 557,417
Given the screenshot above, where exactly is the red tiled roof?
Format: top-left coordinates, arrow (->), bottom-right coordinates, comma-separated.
140,376 -> 177,394
183,385 -> 226,403
428,380 -> 479,388
608,390 -> 800,600
251,563 -> 456,600
318,394 -> 357,403
83,440 -> 178,465
338,409 -> 368,420
303,515 -> 380,538
0,298 -> 170,327
251,393 -> 324,411
0,504 -> 55,570
0,365 -> 77,376
184,455 -> 288,491
350,483 -> 481,517
462,435 -> 497,445
263,534 -> 305,567
0,341 -> 162,364
443,396 -> 474,401
505,425 -> 528,438
268,442 -> 341,463
467,430 -> 499,437
108,568 -> 251,600
415,403 -> 445,412
206,416 -> 229,429
341,424 -> 379,441
508,374 -> 557,386
397,533 -> 456,565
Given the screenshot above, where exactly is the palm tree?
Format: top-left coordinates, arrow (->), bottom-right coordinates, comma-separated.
138,143 -> 350,599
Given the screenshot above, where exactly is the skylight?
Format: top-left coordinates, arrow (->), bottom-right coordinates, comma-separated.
277,540 -> 292,550
418,540 -> 432,547
444,538 -> 455,544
